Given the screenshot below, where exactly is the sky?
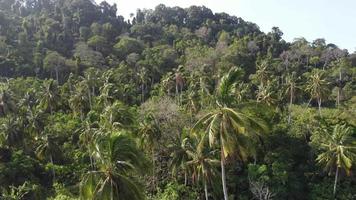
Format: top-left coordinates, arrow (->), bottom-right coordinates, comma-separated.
96,0 -> 356,53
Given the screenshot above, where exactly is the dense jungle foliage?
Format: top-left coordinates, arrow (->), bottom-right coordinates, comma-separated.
0,0 -> 355,199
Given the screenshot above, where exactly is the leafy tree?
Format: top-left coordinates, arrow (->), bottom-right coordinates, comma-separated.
113,37 -> 144,59
79,26 -> 91,41
73,42 -> 105,69
87,35 -> 109,53
43,51 -> 66,83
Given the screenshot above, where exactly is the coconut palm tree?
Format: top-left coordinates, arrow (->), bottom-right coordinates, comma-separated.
0,87 -> 16,116
79,120 -> 100,169
25,107 -> 45,138
137,67 -> 149,103
284,73 -> 300,123
305,69 -> 329,115
138,113 -> 161,187
316,124 -> 356,198
39,79 -> 59,114
35,134 -> 60,180
83,67 -> 101,109
0,116 -> 24,148
100,101 -> 135,131
256,82 -> 276,106
235,83 -> 250,103
192,67 -> 268,200
169,133 -> 193,186
253,60 -> 270,86
69,80 -> 90,121
80,132 -> 147,200
186,136 -> 220,200
97,81 -> 114,109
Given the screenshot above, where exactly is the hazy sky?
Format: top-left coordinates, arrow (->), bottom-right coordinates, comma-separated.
96,0 -> 356,53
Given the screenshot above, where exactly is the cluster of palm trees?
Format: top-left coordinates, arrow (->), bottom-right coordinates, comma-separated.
0,63 -> 354,200
77,67 -> 270,200
167,68 -> 269,200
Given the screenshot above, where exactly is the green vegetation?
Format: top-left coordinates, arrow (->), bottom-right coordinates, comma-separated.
0,1 -> 355,199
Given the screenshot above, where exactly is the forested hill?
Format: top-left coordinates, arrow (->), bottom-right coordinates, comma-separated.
0,0 -> 354,81
0,0 -> 355,200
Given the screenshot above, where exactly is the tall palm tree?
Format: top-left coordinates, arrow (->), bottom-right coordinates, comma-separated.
186,136 -> 220,200
137,67 -> 149,103
84,67 -> 101,109
235,83 -> 250,103
197,73 -> 214,107
169,131 -> 194,185
256,82 -> 275,106
253,60 -> 270,86
25,108 -> 45,139
0,87 -> 16,116
100,101 -> 135,131
305,69 -> 329,115
138,113 -> 161,188
0,116 -> 24,148
39,79 -> 59,114
185,89 -> 199,117
79,120 -> 100,169
192,67 -> 268,200
80,132 -> 147,200
316,124 -> 356,198
97,82 -> 114,109
35,134 -> 60,180
69,80 -> 89,121
284,73 -> 299,123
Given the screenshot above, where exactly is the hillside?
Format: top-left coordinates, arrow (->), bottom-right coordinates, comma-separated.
0,0 -> 355,199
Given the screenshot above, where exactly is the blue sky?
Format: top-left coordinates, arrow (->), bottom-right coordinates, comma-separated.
97,0 -> 356,53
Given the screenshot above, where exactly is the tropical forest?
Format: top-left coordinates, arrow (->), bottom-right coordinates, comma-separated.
0,0 -> 355,199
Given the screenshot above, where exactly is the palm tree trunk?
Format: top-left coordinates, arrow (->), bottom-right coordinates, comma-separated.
333,167 -> 339,198
184,170 -> 187,186
88,88 -> 92,109
175,83 -> 178,99
141,83 -> 145,102
204,179 -> 209,200
221,148 -> 228,200
288,89 -> 293,124
50,154 -> 55,180
307,98 -> 312,108
337,88 -> 340,107
152,148 -> 156,189
337,70 -> 342,107
111,180 -> 114,200
55,68 -> 59,83
318,98 -> 322,115
89,154 -> 94,169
